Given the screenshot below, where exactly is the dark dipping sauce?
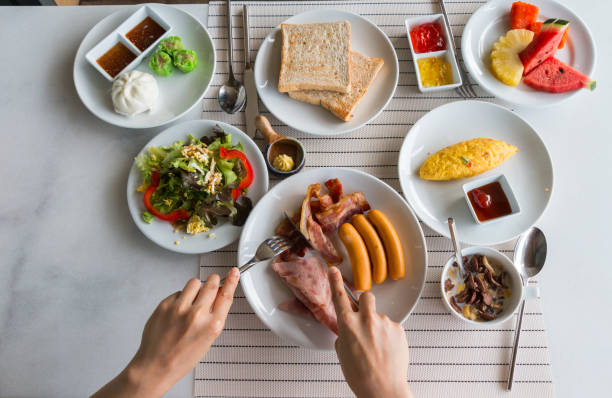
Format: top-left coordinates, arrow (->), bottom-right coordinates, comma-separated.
96,42 -> 137,78
126,16 -> 166,51
468,181 -> 512,222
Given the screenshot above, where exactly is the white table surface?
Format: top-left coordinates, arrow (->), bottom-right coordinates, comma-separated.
0,2 -> 610,398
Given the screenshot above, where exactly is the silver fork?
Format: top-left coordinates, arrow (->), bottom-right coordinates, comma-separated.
219,235 -> 294,283
439,0 -> 478,99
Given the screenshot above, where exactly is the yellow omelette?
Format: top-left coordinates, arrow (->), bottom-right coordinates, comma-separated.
419,138 -> 518,181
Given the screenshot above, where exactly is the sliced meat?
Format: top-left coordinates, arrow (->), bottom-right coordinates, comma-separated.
300,184 -> 342,265
314,192 -> 371,233
278,298 -> 316,320
272,254 -> 338,334
324,178 -> 343,202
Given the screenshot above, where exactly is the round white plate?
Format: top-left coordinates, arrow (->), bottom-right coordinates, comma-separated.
238,168 -> 427,350
254,9 -> 399,136
398,101 -> 553,245
127,120 -> 268,254
74,4 -> 216,129
462,0 -> 596,108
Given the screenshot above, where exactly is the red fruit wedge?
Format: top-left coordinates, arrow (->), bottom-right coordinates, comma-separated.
524,57 -> 595,93
510,2 -> 539,30
519,18 -> 569,75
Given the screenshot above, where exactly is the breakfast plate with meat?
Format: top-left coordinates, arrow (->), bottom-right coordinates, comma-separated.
238,168 -> 427,350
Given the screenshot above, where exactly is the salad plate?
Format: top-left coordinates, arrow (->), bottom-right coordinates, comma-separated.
127,120 -> 268,254
398,100 -> 553,246
462,0 -> 596,108
74,4 -> 215,129
238,168 -> 427,350
254,9 -> 399,136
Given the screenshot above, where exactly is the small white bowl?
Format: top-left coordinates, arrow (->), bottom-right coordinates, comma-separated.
440,247 -> 536,326
462,173 -> 520,225
85,5 -> 172,81
405,14 -> 462,93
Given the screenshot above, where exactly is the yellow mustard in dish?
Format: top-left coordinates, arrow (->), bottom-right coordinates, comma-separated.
417,57 -> 453,88
272,154 -> 295,172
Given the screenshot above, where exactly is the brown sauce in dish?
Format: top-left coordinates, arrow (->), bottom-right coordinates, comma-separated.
468,181 -> 512,222
126,16 -> 166,51
96,42 -> 137,78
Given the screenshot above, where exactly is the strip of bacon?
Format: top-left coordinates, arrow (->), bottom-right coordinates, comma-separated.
272,254 -> 338,334
325,178 -> 343,202
314,192 -> 371,233
300,184 -> 342,265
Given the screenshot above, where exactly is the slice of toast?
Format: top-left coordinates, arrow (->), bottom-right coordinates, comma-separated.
288,51 -> 384,121
278,21 -> 351,93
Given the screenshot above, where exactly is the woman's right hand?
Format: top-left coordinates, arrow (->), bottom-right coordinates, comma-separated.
328,267 -> 413,398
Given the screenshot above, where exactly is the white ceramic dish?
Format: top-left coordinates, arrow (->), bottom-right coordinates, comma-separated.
440,246 -> 537,326
238,168 -> 427,350
254,9 -> 399,136
463,173 -> 521,225
462,0 -> 597,108
126,120 -> 268,254
398,100 -> 553,246
85,5 -> 172,81
74,4 -> 216,129
405,14 -> 462,93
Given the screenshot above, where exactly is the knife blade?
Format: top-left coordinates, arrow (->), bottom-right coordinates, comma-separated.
283,212 -> 360,307
243,5 -> 258,139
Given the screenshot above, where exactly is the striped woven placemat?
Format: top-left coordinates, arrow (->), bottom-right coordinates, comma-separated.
195,1 -> 553,397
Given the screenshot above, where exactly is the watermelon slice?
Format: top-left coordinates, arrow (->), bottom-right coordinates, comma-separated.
524,57 -> 595,93
519,18 -> 569,75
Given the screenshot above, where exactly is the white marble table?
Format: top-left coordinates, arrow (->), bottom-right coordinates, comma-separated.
0,2 -> 610,398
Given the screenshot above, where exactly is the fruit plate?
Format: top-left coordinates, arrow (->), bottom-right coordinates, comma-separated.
462,0 -> 596,108
398,101 -> 553,246
238,168 -> 427,350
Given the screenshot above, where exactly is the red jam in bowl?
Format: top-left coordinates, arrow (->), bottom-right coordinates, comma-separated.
409,22 -> 446,54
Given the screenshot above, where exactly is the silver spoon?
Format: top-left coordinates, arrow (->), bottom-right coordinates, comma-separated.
507,227 -> 547,390
447,218 -> 466,277
217,0 -> 246,114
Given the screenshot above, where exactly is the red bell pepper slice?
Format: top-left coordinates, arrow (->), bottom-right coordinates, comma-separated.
219,146 -> 254,200
143,171 -> 191,222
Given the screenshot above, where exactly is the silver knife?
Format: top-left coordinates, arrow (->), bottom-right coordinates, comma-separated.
243,5 -> 258,139
283,212 -> 360,307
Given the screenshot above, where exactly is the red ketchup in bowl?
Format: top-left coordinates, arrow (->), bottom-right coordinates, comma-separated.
410,22 -> 446,53
468,182 -> 512,222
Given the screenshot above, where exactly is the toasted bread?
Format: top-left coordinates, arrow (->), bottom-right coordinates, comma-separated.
288,51 -> 384,121
278,21 -> 351,93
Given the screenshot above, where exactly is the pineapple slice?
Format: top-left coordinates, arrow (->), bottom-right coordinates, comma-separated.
491,29 -> 534,86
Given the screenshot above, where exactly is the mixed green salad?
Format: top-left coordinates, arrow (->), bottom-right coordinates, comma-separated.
136,125 -> 254,234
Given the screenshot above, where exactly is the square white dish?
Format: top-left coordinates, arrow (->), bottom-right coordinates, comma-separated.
405,14 -> 462,93
462,173 -> 521,225
85,5 -> 172,81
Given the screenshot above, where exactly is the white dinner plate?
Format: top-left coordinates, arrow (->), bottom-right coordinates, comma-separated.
398,101 -> 553,245
127,120 -> 268,254
74,4 -> 216,129
238,168 -> 427,350
462,0 -> 596,108
254,9 -> 399,136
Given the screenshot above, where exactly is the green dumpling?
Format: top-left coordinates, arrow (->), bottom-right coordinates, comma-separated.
173,49 -> 198,73
149,51 -> 173,76
158,36 -> 183,57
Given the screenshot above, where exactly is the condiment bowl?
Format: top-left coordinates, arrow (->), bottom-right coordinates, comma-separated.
462,173 -> 521,225
404,14 -> 462,93
440,246 -> 535,326
255,115 -> 305,177
85,5 -> 172,81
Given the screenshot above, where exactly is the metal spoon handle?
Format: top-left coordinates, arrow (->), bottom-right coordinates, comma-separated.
447,218 -> 465,276
507,299 -> 526,390
226,0 -> 235,78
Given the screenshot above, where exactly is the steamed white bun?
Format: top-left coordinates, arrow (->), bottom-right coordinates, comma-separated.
112,70 -> 159,116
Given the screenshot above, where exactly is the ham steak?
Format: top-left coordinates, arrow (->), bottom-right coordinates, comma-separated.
272,255 -> 338,334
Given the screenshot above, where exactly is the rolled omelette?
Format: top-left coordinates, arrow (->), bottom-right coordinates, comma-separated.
419,138 -> 518,181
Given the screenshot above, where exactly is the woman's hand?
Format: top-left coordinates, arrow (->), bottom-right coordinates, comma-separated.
92,268 -> 240,398
328,267 -> 413,398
